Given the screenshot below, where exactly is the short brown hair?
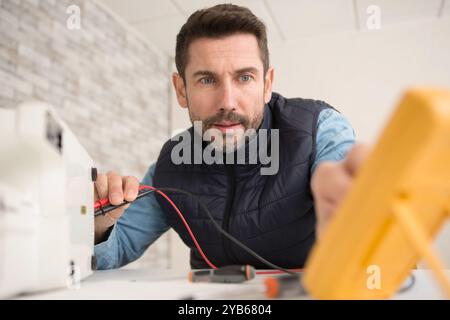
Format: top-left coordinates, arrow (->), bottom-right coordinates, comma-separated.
175,4 -> 269,80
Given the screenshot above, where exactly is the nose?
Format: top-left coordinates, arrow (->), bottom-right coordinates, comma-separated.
218,79 -> 237,112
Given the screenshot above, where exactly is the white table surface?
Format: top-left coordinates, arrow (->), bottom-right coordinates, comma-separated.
17,268 -> 450,300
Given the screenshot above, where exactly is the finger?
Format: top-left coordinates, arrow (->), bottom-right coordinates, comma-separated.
107,171 -> 123,205
94,173 -> 108,201
106,204 -> 130,221
343,143 -> 372,176
312,161 -> 351,203
315,197 -> 340,240
123,176 -> 139,202
316,197 -> 337,220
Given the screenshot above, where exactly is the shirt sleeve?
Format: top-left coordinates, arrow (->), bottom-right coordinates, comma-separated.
312,108 -> 356,173
94,163 -> 170,270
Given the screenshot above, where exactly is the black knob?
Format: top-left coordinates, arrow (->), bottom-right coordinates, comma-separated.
91,167 -> 98,182
91,255 -> 97,270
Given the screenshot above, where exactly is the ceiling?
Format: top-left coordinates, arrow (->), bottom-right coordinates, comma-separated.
100,0 -> 449,56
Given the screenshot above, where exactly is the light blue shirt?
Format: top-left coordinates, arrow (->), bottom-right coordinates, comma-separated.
94,108 -> 356,269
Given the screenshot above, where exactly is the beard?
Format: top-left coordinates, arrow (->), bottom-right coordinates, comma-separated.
188,104 -> 264,153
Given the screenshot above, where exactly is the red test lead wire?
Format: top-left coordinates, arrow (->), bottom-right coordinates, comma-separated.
95,185 -> 218,270
94,185 -> 302,275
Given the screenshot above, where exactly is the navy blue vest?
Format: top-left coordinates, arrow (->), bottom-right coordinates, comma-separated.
153,92 -> 332,269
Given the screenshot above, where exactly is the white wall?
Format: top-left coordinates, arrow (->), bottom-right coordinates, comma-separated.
270,17 -> 450,143
168,16 -> 450,269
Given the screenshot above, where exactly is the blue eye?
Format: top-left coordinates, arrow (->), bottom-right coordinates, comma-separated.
200,77 -> 215,84
239,74 -> 252,82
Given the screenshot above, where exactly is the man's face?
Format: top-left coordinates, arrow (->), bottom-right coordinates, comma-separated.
173,33 -> 274,151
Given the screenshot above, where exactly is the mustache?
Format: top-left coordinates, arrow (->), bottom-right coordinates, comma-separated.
203,111 -> 250,129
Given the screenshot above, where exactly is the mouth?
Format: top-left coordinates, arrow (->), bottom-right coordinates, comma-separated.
212,121 -> 242,133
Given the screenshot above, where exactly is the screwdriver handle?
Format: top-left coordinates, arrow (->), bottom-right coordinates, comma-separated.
189,265 -> 255,283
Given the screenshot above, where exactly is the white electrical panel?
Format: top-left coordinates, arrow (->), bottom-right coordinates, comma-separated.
0,102 -> 95,298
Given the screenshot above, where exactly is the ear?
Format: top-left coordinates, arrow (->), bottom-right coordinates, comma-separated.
263,66 -> 274,104
172,72 -> 188,108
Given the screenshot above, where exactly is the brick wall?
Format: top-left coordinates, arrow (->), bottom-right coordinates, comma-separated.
0,0 -> 171,268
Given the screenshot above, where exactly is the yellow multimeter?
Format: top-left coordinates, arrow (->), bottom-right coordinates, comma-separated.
303,88 -> 450,299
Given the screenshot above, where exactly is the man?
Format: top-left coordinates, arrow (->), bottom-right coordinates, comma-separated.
94,4 -> 369,270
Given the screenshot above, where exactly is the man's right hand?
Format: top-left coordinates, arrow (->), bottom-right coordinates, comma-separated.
311,144 -> 371,240
94,171 -> 139,244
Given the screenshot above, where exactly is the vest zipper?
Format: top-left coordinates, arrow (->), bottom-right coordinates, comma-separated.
222,164 -> 238,263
